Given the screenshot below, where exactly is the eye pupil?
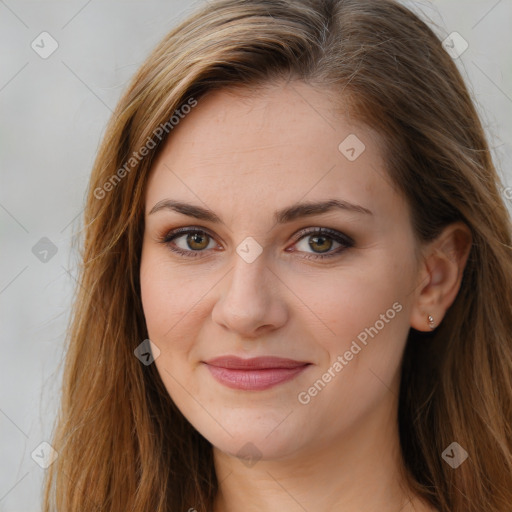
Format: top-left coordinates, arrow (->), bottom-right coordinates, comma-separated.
309,235 -> 332,253
187,232 -> 209,250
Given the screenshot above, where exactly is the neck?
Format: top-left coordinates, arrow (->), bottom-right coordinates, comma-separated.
212,390 -> 434,512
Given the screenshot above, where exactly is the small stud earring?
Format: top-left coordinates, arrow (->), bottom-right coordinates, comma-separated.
428,314 -> 435,330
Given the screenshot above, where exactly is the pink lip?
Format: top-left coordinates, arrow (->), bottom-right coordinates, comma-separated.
203,356 -> 311,391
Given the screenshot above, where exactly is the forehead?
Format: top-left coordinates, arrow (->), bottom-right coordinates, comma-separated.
144,81 -> 404,227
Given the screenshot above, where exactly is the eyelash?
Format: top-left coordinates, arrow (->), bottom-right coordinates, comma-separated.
158,226 -> 355,261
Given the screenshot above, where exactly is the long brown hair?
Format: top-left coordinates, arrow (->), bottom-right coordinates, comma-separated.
44,1 -> 512,510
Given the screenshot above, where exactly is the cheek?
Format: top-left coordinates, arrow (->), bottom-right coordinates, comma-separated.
292,270 -> 411,441
140,248 -> 203,344
290,258 -> 411,350
139,248 -> 215,394
140,267 -> 176,343
292,250 -> 415,410
139,254 -> 201,408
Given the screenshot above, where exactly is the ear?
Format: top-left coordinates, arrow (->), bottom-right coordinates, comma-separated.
410,222 -> 472,332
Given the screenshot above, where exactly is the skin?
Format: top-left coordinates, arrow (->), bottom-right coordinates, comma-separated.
140,80 -> 471,512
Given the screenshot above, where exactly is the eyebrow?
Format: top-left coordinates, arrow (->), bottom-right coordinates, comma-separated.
148,198 -> 373,224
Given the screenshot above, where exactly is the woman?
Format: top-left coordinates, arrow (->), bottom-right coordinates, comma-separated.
44,0 -> 512,511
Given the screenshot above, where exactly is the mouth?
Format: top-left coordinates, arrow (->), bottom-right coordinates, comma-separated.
202,356 -> 311,391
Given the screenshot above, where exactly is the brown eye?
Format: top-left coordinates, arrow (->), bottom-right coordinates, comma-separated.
161,226 -> 353,260
186,231 -> 210,250
161,228 -> 217,257
308,234 -> 333,253
291,227 -> 354,260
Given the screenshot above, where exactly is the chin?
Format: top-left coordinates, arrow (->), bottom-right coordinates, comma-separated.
212,432 -> 302,463
192,415 -> 304,463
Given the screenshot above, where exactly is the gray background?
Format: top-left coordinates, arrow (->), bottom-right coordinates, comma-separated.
1,1 -> 511,510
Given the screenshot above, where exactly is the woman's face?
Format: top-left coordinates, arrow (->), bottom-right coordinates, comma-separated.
140,81 -> 422,461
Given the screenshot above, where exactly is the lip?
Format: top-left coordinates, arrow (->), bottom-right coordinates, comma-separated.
203,356 -> 311,391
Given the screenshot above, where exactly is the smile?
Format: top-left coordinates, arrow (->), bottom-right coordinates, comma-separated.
203,356 -> 311,391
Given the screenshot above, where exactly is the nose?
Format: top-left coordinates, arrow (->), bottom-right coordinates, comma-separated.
211,253 -> 288,338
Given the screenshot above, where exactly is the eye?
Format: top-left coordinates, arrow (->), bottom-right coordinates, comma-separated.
159,227 -> 218,258
288,227 -> 354,260
158,226 -> 354,260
